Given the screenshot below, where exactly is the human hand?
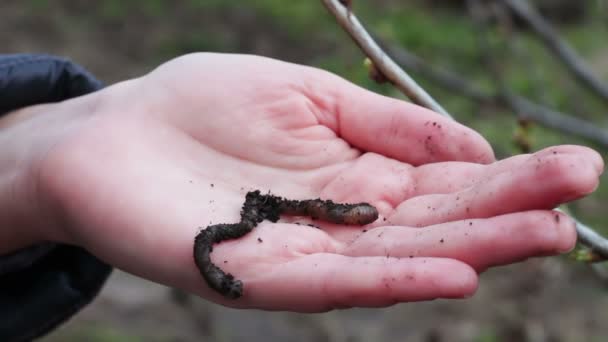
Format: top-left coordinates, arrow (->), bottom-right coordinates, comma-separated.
5,53 -> 602,312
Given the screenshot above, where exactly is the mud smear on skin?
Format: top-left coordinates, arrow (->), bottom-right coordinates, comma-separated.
193,190 -> 378,299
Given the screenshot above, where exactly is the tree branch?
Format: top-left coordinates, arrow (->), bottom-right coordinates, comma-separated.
320,0 -> 451,118
386,45 -> 608,149
560,208 -> 608,260
503,0 -> 608,104
507,95 -> 608,147
321,0 -> 608,261
464,1 -> 608,150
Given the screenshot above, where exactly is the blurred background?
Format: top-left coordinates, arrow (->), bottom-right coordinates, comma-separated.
4,0 -> 608,341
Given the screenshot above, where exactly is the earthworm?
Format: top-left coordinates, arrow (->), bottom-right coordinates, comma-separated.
193,190 -> 378,299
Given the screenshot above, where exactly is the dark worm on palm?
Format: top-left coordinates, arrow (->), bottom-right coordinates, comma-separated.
193,190 -> 379,299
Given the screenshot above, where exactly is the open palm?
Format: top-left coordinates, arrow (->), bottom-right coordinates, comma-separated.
37,53 -> 602,312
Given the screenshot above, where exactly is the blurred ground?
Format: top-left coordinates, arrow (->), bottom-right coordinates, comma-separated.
3,1 -> 608,341
43,261 -> 608,342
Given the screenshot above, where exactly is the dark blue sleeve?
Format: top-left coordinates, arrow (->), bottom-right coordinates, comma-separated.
0,54 -> 112,342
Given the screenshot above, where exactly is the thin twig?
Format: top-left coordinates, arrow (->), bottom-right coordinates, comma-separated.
321,0 -> 608,260
503,0 -> 608,104
386,44 -> 608,149
557,208 -> 608,260
384,45 -> 494,103
320,0 -> 451,118
507,95 -> 608,147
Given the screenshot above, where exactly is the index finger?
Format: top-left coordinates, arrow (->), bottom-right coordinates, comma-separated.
303,70 -> 495,166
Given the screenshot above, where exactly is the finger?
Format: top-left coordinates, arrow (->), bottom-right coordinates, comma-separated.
319,152 -> 531,212
243,254 -> 477,312
533,144 -> 603,174
306,73 -> 494,165
412,156 -> 525,195
343,210 -> 576,272
412,145 -> 603,195
319,146 -> 601,215
389,149 -> 601,227
322,152 -> 521,205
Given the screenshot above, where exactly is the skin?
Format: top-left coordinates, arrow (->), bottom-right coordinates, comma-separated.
0,53 -> 602,313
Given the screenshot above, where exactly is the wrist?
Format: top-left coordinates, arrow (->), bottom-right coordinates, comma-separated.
0,105 -> 47,253
0,94 -> 101,254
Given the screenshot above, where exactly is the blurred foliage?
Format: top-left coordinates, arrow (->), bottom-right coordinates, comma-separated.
473,328 -> 501,342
